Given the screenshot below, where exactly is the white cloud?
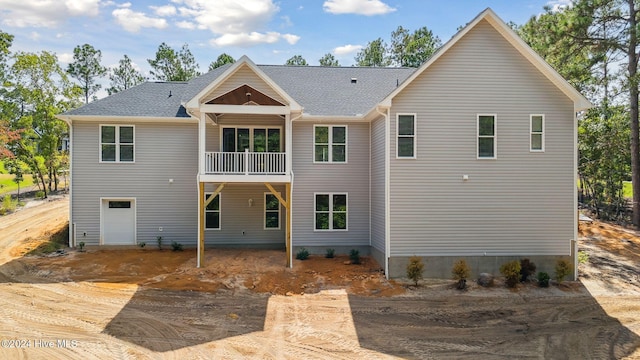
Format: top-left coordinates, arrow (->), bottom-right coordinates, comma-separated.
176,21 -> 196,30
334,44 -> 363,55
150,4 -> 177,17
28,31 -> 41,41
171,0 -> 300,47
65,0 -> 100,16
281,34 -> 300,45
546,0 -> 573,12
0,0 -> 100,28
323,0 -> 396,16
112,7 -> 168,33
57,53 -> 74,64
210,31 -> 282,47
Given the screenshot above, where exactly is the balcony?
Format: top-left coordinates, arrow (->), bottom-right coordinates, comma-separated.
205,150 -> 286,175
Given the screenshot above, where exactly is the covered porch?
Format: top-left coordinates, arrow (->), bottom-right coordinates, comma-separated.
196,181 -> 293,268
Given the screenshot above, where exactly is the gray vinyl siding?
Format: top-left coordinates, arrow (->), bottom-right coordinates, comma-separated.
370,116 -> 386,254
204,183 -> 285,246
205,114 -> 285,152
291,121 -> 370,247
72,121 -> 199,246
205,65 -> 286,104
388,19 -> 575,257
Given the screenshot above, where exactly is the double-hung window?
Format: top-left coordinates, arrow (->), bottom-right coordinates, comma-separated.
530,114 -> 544,152
314,125 -> 347,163
397,114 -> 416,158
205,193 -> 220,230
264,193 -> 280,229
314,193 -> 347,231
477,115 -> 496,159
101,125 -> 134,162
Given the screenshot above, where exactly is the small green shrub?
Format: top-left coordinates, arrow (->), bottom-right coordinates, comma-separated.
452,259 -> 471,290
78,241 -> 85,252
554,259 -> 572,284
171,241 -> 183,251
138,242 -> 146,248
156,236 -> 163,250
349,249 -> 361,264
35,190 -> 45,199
325,248 -> 335,258
296,247 -> 309,260
537,271 -> 550,287
578,251 -> 589,264
2,194 -> 16,214
519,258 -> 537,282
499,260 -> 521,288
406,256 -> 424,286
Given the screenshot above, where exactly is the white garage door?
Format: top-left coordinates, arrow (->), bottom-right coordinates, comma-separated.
102,199 -> 135,245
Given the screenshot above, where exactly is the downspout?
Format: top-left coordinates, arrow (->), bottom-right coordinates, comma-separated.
573,110 -> 579,280
57,115 -> 74,248
376,106 -> 391,279
185,106 -> 204,267
289,111 -> 303,268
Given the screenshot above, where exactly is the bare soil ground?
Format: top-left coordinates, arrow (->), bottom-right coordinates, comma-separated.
0,198 -> 639,359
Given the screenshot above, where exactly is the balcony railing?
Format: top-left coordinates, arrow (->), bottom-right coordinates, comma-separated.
205,150 -> 286,175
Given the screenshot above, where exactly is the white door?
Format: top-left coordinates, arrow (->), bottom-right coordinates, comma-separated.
102,199 -> 135,245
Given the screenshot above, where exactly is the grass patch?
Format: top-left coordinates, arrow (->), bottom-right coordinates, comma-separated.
624,181 -> 632,199
25,225 -> 69,255
0,173 -> 35,195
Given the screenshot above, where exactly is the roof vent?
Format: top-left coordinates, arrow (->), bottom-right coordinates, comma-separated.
169,90 -> 172,97
351,78 -> 357,84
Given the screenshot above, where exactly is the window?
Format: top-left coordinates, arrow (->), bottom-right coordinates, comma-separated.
108,201 -> 131,208
264,193 -> 280,229
530,114 -> 545,152
314,193 -> 347,231
314,125 -> 347,163
222,127 -> 281,152
397,114 -> 416,158
101,125 -> 134,162
204,193 -> 220,230
477,115 -> 496,159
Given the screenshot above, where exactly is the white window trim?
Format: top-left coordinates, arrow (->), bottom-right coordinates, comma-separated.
477,114 -> 497,160
219,126 -> 283,152
264,192 -> 281,230
530,114 -> 545,152
99,124 -> 135,163
313,192 -> 348,231
204,192 -> 221,231
396,113 -> 417,159
313,125 -> 348,164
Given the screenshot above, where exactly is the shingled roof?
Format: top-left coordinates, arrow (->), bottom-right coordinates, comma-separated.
64,63 -> 415,118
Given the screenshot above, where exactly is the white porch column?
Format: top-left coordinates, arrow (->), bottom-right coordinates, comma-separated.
199,112 -> 206,174
285,113 -> 292,174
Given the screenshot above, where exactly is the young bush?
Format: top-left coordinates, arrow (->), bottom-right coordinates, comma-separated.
578,251 -> 589,264
138,242 -> 146,248
325,248 -> 335,258
2,195 -> 16,214
554,259 -> 572,284
156,236 -> 163,250
519,258 -> 537,282
296,247 -> 309,260
406,256 -> 424,286
499,260 -> 521,288
537,271 -> 550,287
349,249 -> 361,264
171,241 -> 183,251
78,241 -> 85,252
35,190 -> 45,199
452,259 -> 471,290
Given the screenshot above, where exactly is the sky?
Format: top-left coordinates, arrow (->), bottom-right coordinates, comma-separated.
0,0 -> 570,96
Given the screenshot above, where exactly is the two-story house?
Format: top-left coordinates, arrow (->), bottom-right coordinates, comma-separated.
58,8 -> 590,278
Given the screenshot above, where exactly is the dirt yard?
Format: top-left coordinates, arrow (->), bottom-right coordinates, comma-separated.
0,198 -> 639,359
